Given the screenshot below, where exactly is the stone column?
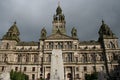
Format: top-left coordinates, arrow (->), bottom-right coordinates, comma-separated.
64,67 -> 66,80
72,66 -> 75,80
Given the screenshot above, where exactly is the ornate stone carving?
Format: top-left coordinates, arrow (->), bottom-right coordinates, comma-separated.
40,27 -> 47,40
71,27 -> 77,38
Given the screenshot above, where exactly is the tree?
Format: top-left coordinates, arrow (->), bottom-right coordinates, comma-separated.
10,70 -> 29,80
85,72 -> 98,80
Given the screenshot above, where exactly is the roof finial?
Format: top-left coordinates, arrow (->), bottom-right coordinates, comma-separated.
58,1 -> 60,6
14,21 -> 16,24
102,19 -> 104,24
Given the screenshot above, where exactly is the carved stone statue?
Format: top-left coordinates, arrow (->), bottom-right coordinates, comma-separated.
41,27 -> 47,39
71,27 -> 77,38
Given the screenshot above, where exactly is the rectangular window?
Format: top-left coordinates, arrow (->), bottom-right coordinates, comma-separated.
2,66 -> 4,71
40,68 -> 42,72
24,67 -> 27,72
93,66 -> 96,72
76,74 -> 79,79
18,55 -> 21,62
15,67 -> 18,71
75,45 -> 77,49
76,67 -> 79,71
84,66 -> 87,71
32,74 -> 35,80
32,67 -> 35,72
75,57 -> 78,62
49,42 -> 53,49
48,54 -> 51,62
68,53 -> 72,62
34,54 -> 38,62
102,66 -> 104,70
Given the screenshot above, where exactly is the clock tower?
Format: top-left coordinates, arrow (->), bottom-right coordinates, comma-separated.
52,3 -> 66,34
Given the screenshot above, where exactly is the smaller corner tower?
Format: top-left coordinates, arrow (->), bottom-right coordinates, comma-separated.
52,2 -> 66,34
71,27 -> 78,38
98,20 -> 119,49
40,27 -> 47,40
2,21 -> 20,42
0,22 -> 20,49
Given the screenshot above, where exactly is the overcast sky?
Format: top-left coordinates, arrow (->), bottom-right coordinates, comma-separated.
0,0 -> 120,44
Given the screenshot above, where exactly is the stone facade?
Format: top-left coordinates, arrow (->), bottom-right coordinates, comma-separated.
0,5 -> 120,80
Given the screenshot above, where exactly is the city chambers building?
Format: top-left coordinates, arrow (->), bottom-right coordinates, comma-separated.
0,4 -> 120,80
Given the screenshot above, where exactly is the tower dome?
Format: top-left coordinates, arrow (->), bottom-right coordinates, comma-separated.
2,22 -> 20,42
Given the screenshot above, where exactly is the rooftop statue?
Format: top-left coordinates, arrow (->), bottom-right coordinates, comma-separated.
71,27 -> 77,38
41,27 -> 47,40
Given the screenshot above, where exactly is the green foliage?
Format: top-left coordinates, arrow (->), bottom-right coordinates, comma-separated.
10,70 -> 29,80
85,72 -> 98,80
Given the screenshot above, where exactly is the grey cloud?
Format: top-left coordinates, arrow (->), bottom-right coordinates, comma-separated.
0,0 -> 120,44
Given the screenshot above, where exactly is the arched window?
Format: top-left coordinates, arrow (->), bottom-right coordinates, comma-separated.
109,41 -> 115,48
4,54 -> 7,62
87,54 -> 91,62
58,42 -> 61,49
113,53 -> 117,60
34,54 -> 38,62
76,74 -> 80,79
6,43 -> 10,49
48,54 -> 51,62
46,54 -> 51,62
91,53 -> 96,63
46,73 -> 50,80
82,54 -> 87,63
17,54 -> 22,62
67,73 -> 72,79
99,54 -> 104,61
67,42 -> 72,49
68,53 -> 72,62
26,54 -> 30,62
49,42 -> 54,49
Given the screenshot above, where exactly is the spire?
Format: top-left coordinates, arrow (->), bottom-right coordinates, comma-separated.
8,21 -> 20,35
58,1 -> 60,6
102,19 -> 104,25
56,2 -> 62,15
14,21 -> 17,24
